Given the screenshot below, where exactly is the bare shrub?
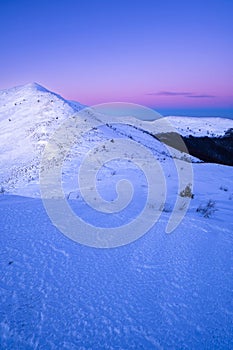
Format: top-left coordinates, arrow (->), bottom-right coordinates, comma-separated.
196,200 -> 217,218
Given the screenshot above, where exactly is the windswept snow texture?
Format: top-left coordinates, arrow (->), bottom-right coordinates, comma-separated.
0,162 -> 233,349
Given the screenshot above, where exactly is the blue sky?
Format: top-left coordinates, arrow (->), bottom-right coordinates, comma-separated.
0,0 -> 232,114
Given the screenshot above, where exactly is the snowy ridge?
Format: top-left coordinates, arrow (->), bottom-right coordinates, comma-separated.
0,83 -> 232,198
0,83 -> 197,197
165,116 -> 233,137
113,114 -> 233,138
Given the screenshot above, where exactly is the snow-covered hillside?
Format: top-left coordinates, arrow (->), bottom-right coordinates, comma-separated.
0,83 -> 194,197
0,83 -> 84,195
0,84 -> 233,348
165,116 -> 233,137
1,83 -> 232,198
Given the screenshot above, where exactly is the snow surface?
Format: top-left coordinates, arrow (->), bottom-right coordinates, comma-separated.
1,163 -> 233,348
0,83 -> 84,196
165,116 -> 233,137
116,115 -> 233,138
0,83 -> 233,348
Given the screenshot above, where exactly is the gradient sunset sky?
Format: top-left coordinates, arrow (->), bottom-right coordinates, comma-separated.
1,0 -> 232,114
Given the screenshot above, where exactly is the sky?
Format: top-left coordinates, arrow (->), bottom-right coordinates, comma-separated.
0,0 -> 233,114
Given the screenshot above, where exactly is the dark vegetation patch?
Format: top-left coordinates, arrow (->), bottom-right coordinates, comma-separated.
155,128 -> 233,166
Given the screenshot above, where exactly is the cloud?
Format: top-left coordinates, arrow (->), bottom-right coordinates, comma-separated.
146,91 -> 191,96
146,91 -> 216,98
187,94 -> 215,98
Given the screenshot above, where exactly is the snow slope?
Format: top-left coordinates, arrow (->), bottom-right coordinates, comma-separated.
0,83 -> 84,195
111,114 -> 233,138
0,83 -> 197,197
165,116 -> 233,137
0,162 -> 233,349
0,83 -> 233,348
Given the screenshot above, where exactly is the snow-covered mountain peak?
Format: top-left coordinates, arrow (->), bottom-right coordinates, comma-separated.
0,82 -> 84,111
20,82 -> 49,92
0,82 -> 50,99
0,82 -> 84,121
0,83 -> 87,195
